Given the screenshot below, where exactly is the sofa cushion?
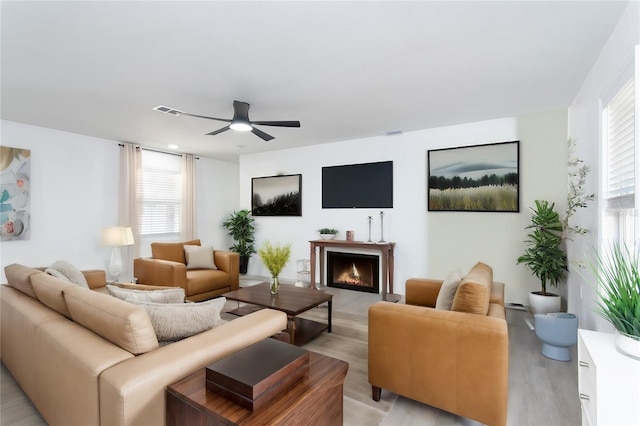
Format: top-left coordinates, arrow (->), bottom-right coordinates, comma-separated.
451,262 -> 492,315
435,271 -> 463,310
151,239 -> 201,264
31,273 -> 74,318
133,297 -> 226,341
45,260 -> 89,288
64,286 -> 159,355
186,269 -> 231,295
184,244 -> 217,270
106,284 -> 185,303
4,263 -> 41,298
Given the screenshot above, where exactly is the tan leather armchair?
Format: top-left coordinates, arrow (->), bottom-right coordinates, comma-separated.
134,239 -> 239,302
368,263 -> 508,426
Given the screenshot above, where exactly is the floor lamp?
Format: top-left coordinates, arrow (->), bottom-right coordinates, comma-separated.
101,226 -> 134,282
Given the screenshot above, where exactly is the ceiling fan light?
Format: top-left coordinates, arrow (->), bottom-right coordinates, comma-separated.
230,121 -> 252,132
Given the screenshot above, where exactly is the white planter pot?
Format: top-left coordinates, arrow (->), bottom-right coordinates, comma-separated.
528,292 -> 561,314
615,330 -> 640,360
320,233 -> 336,240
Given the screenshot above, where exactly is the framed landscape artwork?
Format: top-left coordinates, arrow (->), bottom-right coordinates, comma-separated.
427,140 -> 519,212
252,174 -> 302,216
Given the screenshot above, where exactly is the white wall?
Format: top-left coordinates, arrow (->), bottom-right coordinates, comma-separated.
195,157 -> 239,252
0,120 -> 240,283
239,109 -> 568,304
0,120 -> 120,281
568,1 -> 639,331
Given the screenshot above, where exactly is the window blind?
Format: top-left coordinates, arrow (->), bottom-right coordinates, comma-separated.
137,150 -> 182,236
605,76 -> 635,210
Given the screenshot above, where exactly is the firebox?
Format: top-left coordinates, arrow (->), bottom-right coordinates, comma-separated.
326,251 -> 379,294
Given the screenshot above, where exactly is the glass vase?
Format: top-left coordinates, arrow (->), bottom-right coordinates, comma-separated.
270,276 -> 280,295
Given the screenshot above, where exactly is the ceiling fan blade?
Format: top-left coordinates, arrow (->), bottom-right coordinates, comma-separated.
251,127 -> 275,141
206,125 -> 231,136
182,112 -> 232,123
251,120 -> 301,128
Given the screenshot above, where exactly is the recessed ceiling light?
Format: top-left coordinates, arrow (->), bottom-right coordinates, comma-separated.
168,144 -> 178,149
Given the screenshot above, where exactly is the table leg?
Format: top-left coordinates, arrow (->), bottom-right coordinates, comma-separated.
328,299 -> 332,333
287,315 -> 296,345
310,243 -> 316,289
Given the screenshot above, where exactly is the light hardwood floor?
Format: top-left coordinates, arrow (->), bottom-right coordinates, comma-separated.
0,283 -> 581,426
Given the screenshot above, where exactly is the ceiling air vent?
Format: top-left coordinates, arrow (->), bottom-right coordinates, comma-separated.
153,105 -> 183,116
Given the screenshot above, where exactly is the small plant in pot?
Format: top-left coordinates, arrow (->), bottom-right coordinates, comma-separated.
318,228 -> 338,240
517,200 -> 568,314
258,241 -> 291,295
222,209 -> 256,274
587,241 -> 640,359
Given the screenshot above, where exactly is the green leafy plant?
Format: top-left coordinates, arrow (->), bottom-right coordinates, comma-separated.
221,209 -> 256,257
258,241 -> 291,277
517,200 -> 568,295
562,138 -> 595,239
318,228 -> 338,234
587,242 -> 640,338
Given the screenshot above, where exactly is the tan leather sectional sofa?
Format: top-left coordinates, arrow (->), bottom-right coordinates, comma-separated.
368,262 -> 509,426
0,263 -> 287,426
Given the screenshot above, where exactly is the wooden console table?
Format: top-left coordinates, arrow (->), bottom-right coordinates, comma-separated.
309,239 -> 400,302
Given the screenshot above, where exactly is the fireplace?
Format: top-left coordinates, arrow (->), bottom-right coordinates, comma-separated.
326,251 -> 379,294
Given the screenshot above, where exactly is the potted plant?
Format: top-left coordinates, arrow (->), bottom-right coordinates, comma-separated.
257,241 -> 292,294
517,200 -> 568,314
588,241 -> 640,359
222,209 -> 256,274
318,228 -> 338,240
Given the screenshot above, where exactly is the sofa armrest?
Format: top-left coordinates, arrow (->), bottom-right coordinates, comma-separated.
405,278 -> 443,308
133,258 -> 187,290
99,308 -> 287,426
213,250 -> 240,291
368,301 -> 508,426
82,270 -> 107,290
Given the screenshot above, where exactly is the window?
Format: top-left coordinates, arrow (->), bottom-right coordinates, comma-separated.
602,76 -> 635,245
137,150 -> 182,241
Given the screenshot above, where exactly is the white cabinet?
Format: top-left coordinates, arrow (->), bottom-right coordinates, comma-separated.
578,329 -> 640,426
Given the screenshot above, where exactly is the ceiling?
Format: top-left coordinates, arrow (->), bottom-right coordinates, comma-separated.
0,1 -> 629,163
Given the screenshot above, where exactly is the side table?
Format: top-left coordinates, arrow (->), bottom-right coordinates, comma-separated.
166,351 -> 348,426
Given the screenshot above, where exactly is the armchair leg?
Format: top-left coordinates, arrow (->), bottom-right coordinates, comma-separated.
372,385 -> 381,401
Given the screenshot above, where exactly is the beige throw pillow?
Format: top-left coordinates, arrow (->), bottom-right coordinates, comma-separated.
133,297 -> 226,341
435,271 -> 463,310
106,284 -> 185,303
184,244 -> 217,270
45,260 -> 89,288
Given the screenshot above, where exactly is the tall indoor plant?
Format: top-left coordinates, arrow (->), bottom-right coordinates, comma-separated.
517,200 -> 568,314
222,209 -> 256,274
588,241 -> 640,359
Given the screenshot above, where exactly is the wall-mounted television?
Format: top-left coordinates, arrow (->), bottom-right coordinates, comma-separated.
322,161 -> 393,208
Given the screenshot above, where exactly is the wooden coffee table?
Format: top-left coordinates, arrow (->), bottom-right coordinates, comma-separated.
223,282 -> 332,346
166,350 -> 348,426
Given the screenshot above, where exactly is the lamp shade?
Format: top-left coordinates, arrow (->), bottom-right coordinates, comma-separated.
101,226 -> 134,247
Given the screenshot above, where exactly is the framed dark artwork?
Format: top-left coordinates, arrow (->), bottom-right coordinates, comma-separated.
427,140 -> 519,212
251,174 -> 302,216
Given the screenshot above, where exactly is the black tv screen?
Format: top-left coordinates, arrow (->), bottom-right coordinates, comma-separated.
322,161 -> 393,208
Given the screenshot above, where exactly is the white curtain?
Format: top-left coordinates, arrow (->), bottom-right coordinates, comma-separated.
181,153 -> 197,241
119,143 -> 141,279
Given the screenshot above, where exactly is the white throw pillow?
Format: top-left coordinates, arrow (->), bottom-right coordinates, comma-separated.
106,284 -> 185,304
435,270 -> 463,310
184,244 -> 217,270
45,260 -> 89,288
133,297 -> 226,341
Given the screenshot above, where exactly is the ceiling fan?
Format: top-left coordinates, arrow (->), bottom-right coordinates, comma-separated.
153,100 -> 301,141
